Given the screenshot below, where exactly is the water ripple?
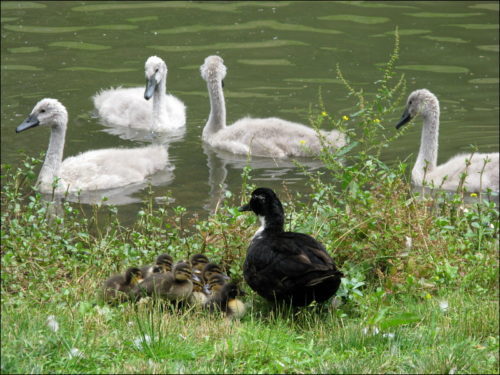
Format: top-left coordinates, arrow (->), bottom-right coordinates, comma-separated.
3,24 -> 137,33
8,46 -> 43,53
477,45 -> 499,52
446,24 -> 499,30
469,3 -> 499,11
155,20 -> 342,35
396,65 -> 469,74
404,12 -> 482,18
60,67 -> 136,73
318,14 -> 389,24
1,2 -> 46,9
148,40 -> 308,53
237,59 -> 294,66
422,35 -> 469,44
48,41 -> 111,51
1,64 -> 43,71
72,2 -> 290,13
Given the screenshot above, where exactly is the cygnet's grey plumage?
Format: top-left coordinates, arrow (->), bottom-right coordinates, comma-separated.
93,56 -> 186,132
200,55 -> 345,158
16,98 -> 169,193
396,89 -> 499,192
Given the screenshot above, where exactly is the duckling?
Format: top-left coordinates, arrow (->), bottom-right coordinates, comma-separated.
205,282 -> 247,319
102,267 -> 144,304
239,187 -> 343,307
133,262 -> 193,302
190,277 -> 209,305
202,262 -> 230,283
207,273 -> 227,294
190,254 -> 210,277
140,253 -> 173,278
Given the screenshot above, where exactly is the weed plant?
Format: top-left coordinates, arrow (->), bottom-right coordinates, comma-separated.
1,31 -> 498,373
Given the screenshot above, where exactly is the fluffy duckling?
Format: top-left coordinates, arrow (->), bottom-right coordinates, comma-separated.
239,187 -> 343,307
202,262 -> 229,283
133,262 -> 193,302
205,282 -> 247,319
207,274 -> 227,294
140,253 -> 173,278
102,267 -> 143,304
190,254 -> 210,275
190,277 -> 209,305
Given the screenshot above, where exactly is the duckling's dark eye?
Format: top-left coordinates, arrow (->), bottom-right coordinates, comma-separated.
40,109 -> 45,113
155,68 -> 159,73
222,80 -> 225,88
409,100 -> 413,105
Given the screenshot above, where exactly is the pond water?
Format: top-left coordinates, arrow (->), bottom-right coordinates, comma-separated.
1,1 -> 498,222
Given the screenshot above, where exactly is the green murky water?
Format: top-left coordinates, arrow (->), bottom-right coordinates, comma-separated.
1,1 -> 498,219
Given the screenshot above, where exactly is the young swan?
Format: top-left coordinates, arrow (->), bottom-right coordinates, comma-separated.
93,55 -> 186,132
102,267 -> 143,304
396,89 -> 499,192
16,98 -> 169,194
200,55 -> 346,158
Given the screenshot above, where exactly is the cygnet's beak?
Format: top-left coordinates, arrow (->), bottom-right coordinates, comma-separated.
144,76 -> 157,100
395,107 -> 412,129
16,114 -> 40,133
238,203 -> 251,212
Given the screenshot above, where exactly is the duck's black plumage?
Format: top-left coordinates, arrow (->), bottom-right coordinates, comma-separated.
239,187 -> 343,307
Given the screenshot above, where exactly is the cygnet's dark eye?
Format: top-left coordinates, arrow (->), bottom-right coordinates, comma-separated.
409,100 -> 413,105
155,68 -> 159,73
40,109 -> 46,113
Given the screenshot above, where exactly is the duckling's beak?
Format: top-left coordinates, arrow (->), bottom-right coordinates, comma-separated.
395,107 -> 412,129
144,76 -> 157,100
238,203 -> 251,212
16,114 -> 40,133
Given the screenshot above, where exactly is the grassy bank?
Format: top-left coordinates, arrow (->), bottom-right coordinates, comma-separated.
2,32 -> 499,374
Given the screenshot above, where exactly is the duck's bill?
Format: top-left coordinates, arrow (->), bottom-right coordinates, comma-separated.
238,203 -> 251,212
16,115 -> 40,133
144,76 -> 157,100
395,108 -> 412,129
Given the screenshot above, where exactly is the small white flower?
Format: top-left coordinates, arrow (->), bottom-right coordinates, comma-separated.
362,326 -> 380,336
128,321 -> 134,327
383,333 -> 395,339
133,334 -> 151,350
46,315 -> 59,332
489,223 -> 494,229
405,236 -> 412,250
439,300 -> 449,312
69,348 -> 83,359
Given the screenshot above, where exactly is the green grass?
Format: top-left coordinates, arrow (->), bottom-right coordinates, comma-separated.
1,30 -> 498,374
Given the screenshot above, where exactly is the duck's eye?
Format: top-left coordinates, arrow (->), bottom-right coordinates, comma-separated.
40,109 -> 45,113
409,100 -> 413,105
155,68 -> 159,73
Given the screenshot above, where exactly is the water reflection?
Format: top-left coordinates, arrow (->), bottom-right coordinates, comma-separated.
202,143 -> 323,212
43,164 -> 175,206
99,120 -> 186,144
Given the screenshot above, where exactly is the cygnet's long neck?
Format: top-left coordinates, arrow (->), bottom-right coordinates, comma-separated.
203,78 -> 226,140
152,74 -> 167,132
413,105 -> 439,183
38,122 -> 66,190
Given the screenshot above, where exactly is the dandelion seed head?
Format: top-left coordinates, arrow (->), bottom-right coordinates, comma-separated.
405,236 -> 412,250
69,347 -> 83,359
46,315 -> 59,332
439,300 -> 449,312
133,334 -> 151,350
